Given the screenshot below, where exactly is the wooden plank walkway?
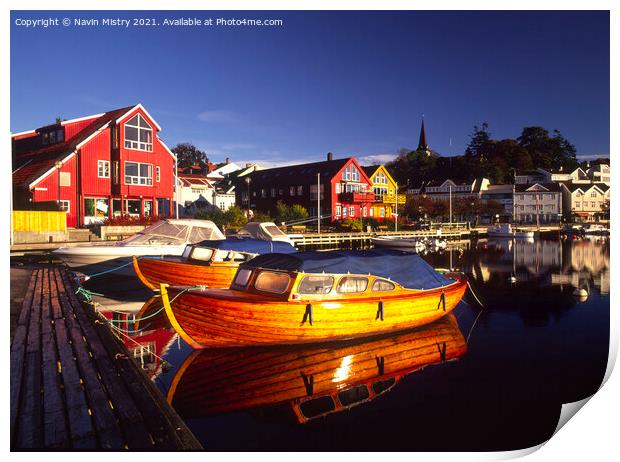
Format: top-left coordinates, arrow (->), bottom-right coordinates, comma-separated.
10,266 -> 202,450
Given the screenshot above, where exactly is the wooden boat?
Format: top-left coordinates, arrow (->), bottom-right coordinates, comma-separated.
134,295 -> 172,331
161,248 -> 468,348
166,314 -> 466,423
133,238 -> 297,290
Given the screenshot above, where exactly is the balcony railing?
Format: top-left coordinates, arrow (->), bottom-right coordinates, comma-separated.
338,192 -> 375,203
379,194 -> 406,205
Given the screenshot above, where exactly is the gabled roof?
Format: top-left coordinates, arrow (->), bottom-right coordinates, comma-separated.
514,182 -> 561,192
12,104 -> 173,190
178,174 -> 214,188
12,106 -> 134,189
244,157 -> 361,187
561,182 -> 609,194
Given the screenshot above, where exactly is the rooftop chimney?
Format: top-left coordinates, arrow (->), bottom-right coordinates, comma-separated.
225,157 -> 230,164
327,152 -> 333,161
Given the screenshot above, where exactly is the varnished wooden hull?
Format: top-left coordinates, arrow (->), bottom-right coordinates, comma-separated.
167,314 -> 466,422
133,256 -> 239,290
162,275 -> 468,348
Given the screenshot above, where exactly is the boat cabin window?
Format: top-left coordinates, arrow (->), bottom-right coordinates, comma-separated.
182,245 -> 193,259
298,396 -> 336,420
298,275 -> 334,294
232,268 -> 253,288
372,377 -> 396,396
337,385 -> 370,406
254,271 -> 291,294
337,277 -> 368,294
190,247 -> 214,262
372,279 -> 395,292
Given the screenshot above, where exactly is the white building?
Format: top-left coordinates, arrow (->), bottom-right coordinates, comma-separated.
559,182 -> 610,222
513,182 -> 562,224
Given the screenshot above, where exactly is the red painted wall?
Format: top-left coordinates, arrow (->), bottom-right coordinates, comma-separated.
31,155 -> 78,227
116,108 -> 175,203
80,127 -> 112,197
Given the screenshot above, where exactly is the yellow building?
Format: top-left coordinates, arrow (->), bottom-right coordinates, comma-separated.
362,165 -> 406,221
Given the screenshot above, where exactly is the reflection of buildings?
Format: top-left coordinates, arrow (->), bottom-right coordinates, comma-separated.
472,238 -> 609,295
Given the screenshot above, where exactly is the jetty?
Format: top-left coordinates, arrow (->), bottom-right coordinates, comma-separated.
10,266 -> 202,450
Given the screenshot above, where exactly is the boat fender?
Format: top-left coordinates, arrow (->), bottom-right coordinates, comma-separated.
376,301 -> 384,321
376,356 -> 385,375
302,304 -> 313,326
301,373 -> 314,396
437,293 -> 446,312
437,342 -> 447,362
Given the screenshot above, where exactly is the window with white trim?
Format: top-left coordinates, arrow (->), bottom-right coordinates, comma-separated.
335,205 -> 341,217
124,161 -> 153,185
124,114 -> 153,151
349,206 -> 355,217
156,166 -> 160,182
98,160 -> 110,178
59,200 -> 70,212
335,183 -> 341,194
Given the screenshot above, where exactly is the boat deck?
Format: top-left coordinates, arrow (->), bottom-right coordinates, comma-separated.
10,266 -> 202,450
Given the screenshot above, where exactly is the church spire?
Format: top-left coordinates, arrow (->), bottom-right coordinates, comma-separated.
417,118 -> 430,155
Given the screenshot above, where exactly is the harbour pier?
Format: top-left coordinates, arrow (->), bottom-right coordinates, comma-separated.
10,266 -> 202,450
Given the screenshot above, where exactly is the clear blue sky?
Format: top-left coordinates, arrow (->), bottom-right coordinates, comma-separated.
11,10 -> 609,166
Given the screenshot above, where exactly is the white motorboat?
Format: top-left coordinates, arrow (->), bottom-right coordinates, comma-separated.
487,223 -> 534,239
583,224 -> 609,235
53,219 -> 225,275
236,221 -> 296,245
371,237 -> 426,252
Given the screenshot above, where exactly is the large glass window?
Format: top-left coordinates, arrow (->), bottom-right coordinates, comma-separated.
298,275 -> 334,294
124,114 -> 153,151
84,198 -> 109,218
124,199 -> 141,216
254,271 -> 291,294
124,161 -> 153,185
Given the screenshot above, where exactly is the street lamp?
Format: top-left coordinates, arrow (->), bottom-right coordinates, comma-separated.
245,177 -> 251,215
55,160 -> 63,210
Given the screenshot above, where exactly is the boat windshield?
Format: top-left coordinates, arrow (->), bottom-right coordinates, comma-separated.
124,220 -> 224,246
254,271 -> 291,294
263,224 -> 287,237
124,221 -> 190,245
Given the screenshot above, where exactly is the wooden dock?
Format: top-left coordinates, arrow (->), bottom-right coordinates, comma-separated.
10,266 -> 202,450
291,228 -> 476,248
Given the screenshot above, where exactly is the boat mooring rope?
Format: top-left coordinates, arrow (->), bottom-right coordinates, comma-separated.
465,281 -> 486,345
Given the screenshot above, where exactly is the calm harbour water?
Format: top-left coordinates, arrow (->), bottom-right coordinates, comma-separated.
106,236 -> 610,452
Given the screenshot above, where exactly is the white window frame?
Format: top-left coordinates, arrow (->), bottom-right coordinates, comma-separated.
59,200 -> 70,212
349,206 -> 355,217
124,161 -> 153,186
123,114 -> 153,152
98,160 -> 110,178
156,166 -> 160,182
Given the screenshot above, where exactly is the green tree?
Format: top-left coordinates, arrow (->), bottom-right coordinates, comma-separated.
223,206 -> 248,230
172,143 -> 210,170
275,201 -> 309,223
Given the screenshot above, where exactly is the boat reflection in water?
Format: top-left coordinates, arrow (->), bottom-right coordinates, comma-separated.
164,314 -> 466,424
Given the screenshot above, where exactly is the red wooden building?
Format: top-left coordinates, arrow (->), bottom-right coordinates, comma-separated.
236,153 -> 375,222
12,104 -> 176,227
